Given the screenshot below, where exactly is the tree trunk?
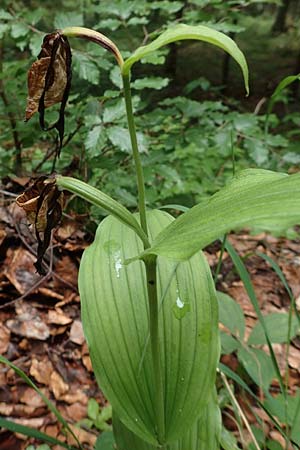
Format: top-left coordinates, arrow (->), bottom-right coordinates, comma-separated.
271,0 -> 291,34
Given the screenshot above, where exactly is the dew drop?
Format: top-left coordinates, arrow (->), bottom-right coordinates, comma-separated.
114,250 -> 122,278
176,296 -> 184,309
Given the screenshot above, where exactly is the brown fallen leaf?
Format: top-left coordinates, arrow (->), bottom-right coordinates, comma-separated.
47,308 -> 72,325
69,319 -> 85,345
0,325 -> 10,354
4,248 -> 39,294
6,303 -> 50,340
6,318 -> 50,341
288,345 -> 300,371
50,325 -> 68,336
61,390 -> 88,406
65,401 -> 87,422
0,403 -> 14,415
66,423 -> 97,447
30,357 -> 53,385
20,388 -> 46,408
82,355 -> 93,373
0,228 -> 6,246
50,370 -> 69,399
11,417 -> 45,428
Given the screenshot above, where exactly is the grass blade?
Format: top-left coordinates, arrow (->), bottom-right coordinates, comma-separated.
0,416 -> 75,449
224,241 -> 286,397
0,355 -> 83,450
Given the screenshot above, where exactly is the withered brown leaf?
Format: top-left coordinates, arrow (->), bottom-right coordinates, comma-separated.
16,176 -> 64,275
25,32 -> 72,158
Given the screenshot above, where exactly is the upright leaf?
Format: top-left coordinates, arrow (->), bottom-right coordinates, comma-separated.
79,210 -> 219,445
113,390 -> 221,450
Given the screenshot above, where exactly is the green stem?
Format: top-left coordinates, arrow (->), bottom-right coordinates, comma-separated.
145,255 -> 166,446
214,234 -> 227,285
123,72 -> 165,445
122,72 -> 148,239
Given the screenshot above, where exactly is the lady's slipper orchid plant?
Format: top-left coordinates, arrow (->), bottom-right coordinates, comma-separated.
15,23 -> 300,450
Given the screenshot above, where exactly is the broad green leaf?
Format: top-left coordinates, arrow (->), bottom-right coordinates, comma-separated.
11,22 -> 29,38
266,440 -> 284,450
113,391 -> 221,449
0,23 -> 9,39
107,126 -> 148,153
94,432 -> 115,450
282,152 -> 300,165
79,210 -> 219,445
0,9 -> 13,20
264,391 -> 300,445
85,124 -> 104,155
54,11 -> 84,29
248,313 -> 299,345
88,398 -> 99,421
238,347 -> 276,392
55,175 -> 149,248
140,169 -> 300,261
220,426 -> 239,450
103,99 -> 126,123
220,332 -> 240,355
217,291 -> 245,339
73,51 -> 100,85
122,24 -> 249,95
131,77 -> 170,90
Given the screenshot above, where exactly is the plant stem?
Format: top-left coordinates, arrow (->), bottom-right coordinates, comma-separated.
145,255 -> 166,446
123,72 -> 165,445
214,234 -> 227,285
122,73 -> 148,238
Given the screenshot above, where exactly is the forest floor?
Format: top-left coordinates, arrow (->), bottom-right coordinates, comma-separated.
0,176 -> 300,449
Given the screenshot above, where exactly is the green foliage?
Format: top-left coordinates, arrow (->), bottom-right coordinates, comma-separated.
113,391 -> 221,450
79,210 -> 219,445
94,432 -> 115,450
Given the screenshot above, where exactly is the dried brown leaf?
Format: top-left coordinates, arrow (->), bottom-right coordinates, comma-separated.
69,319 -> 85,345
47,308 -> 72,325
50,371 -> 69,399
30,357 -> 53,385
25,33 -> 70,121
0,325 -> 10,354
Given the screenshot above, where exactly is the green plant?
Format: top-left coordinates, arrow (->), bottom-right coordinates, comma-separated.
214,238 -> 300,450
82,398 -> 113,432
8,20 -> 300,450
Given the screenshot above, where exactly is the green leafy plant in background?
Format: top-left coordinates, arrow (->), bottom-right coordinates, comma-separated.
217,245 -> 300,450
82,398 -> 113,432
2,13 -> 300,450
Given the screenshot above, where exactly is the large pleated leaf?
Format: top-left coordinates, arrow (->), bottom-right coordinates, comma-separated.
79,210 -> 219,445
140,169 -> 300,262
122,23 -> 249,95
113,390 -> 221,450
